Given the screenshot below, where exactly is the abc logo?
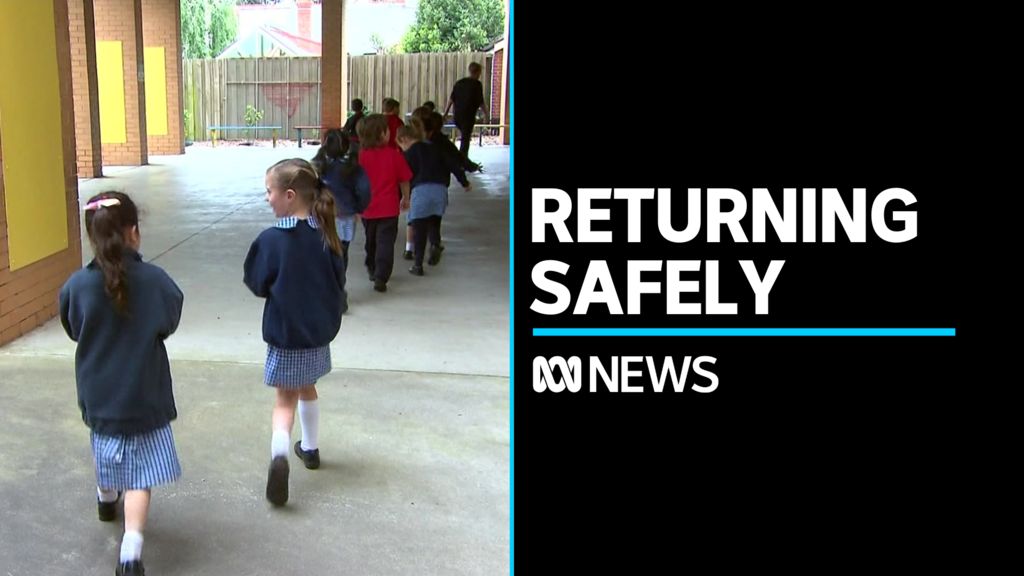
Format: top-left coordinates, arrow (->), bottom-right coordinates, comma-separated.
532,356 -> 582,393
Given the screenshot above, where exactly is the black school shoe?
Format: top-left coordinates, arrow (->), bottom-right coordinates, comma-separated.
266,456 -> 290,506
294,441 -> 321,470
409,265 -> 424,276
116,559 -> 145,575
98,492 -> 121,522
403,250 -> 414,260
428,245 -> 445,266
373,281 -> 387,293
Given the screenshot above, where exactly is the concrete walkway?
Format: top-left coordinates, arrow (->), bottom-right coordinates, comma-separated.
0,144 -> 510,575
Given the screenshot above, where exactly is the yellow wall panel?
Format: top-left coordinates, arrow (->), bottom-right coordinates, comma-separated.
97,41 -> 127,144
144,46 -> 167,136
0,1 -> 70,270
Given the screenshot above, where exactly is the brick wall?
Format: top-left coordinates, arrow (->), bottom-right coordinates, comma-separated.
491,48 -> 503,123
94,0 -> 147,166
141,0 -> 183,155
68,0 -> 103,177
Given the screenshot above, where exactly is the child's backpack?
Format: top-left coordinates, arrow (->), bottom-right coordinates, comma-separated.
322,156 -> 371,214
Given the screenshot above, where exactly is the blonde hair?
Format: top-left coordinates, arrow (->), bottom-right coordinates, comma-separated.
266,158 -> 343,256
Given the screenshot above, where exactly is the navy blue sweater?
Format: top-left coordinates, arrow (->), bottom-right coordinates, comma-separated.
404,140 -> 469,188
426,134 -> 470,187
59,251 -> 183,436
243,218 -> 347,349
319,157 -> 371,216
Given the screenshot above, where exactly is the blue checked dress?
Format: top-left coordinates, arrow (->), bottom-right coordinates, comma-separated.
91,424 -> 181,490
263,216 -> 334,388
335,216 -> 357,243
265,344 -> 332,388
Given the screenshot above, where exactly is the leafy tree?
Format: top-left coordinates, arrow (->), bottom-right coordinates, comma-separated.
402,0 -> 504,53
181,0 -> 238,59
210,1 -> 238,57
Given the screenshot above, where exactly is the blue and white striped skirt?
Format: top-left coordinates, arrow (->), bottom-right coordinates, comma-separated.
335,215 -> 357,243
91,424 -> 181,490
265,344 -> 332,388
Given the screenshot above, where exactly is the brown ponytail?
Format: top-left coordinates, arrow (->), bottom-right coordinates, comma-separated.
83,191 -> 139,315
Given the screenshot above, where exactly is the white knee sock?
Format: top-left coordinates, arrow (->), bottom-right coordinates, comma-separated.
298,399 -> 320,451
120,531 -> 144,562
405,241 -> 414,251
271,429 -> 290,458
98,487 -> 118,503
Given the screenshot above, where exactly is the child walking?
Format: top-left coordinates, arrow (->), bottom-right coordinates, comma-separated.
382,98 -> 405,149
396,118 -> 471,275
59,191 -> 184,576
342,98 -> 365,157
312,128 -> 371,265
313,128 -> 370,310
357,114 -> 412,292
244,159 -> 348,506
402,111 -> 430,261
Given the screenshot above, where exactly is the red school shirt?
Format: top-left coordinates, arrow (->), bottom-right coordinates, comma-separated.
359,146 -> 412,219
386,114 -> 404,148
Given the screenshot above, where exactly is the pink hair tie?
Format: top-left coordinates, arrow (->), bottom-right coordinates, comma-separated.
84,198 -> 121,211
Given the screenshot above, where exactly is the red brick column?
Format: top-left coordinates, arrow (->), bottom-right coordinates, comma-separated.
94,0 -> 148,166
141,0 -> 184,155
69,0 -> 104,177
321,0 -> 348,131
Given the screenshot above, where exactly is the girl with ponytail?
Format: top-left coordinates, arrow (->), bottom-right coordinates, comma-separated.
243,158 -> 348,507
59,191 -> 184,575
